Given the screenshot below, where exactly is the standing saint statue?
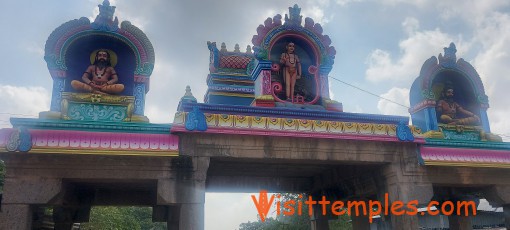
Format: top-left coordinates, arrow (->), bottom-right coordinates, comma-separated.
280,42 -> 301,102
71,49 -> 124,95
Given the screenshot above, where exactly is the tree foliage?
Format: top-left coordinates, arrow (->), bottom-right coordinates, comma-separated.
80,206 -> 166,230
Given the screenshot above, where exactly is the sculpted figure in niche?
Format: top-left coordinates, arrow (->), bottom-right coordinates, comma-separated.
436,86 -> 480,125
280,42 -> 301,101
71,49 -> 124,94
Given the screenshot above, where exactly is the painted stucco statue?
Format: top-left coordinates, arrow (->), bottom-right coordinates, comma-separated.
280,42 -> 301,102
71,49 -> 124,94
436,86 -> 480,125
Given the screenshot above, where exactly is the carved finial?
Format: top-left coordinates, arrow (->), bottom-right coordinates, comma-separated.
246,45 -> 252,54
220,42 -> 227,52
439,42 -> 457,68
184,85 -> 192,96
91,0 -> 119,32
284,4 -> 302,26
181,85 -> 197,103
234,44 -> 241,53
444,42 -> 457,60
207,41 -> 217,51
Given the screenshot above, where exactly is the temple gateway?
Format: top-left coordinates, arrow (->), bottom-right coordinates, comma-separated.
1,1 -> 509,229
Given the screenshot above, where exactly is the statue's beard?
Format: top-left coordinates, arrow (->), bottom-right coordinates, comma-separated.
95,59 -> 108,69
446,95 -> 454,102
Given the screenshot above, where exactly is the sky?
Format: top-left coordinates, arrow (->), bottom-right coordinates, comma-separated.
1,0 -> 510,229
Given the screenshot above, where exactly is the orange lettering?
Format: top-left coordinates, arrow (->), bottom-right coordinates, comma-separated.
391,201 -> 405,215
427,201 -> 439,216
283,200 -> 296,216
251,190 -> 274,222
406,200 -> 418,215
457,201 -> 477,216
331,201 -> 345,215
305,196 -> 317,216
347,201 -> 367,216
442,201 -> 454,215
319,196 -> 331,215
368,200 -> 382,223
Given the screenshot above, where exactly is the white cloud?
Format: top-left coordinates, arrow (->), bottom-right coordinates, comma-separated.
144,58 -> 180,123
23,42 -> 44,56
377,87 -> 409,116
0,85 -> 50,128
435,0 -> 510,22
376,0 -> 428,7
402,17 -> 419,35
365,18 -> 465,83
471,12 -> 510,138
302,5 -> 330,24
335,0 -> 362,6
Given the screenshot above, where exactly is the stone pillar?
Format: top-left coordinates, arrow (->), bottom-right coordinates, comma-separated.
382,176 -> 432,230
350,211 -> 370,230
0,176 -> 62,230
53,205 -> 91,230
310,205 -> 329,230
0,204 -> 33,230
381,145 -> 434,230
346,198 -> 370,230
448,215 -> 472,230
158,157 -> 209,230
179,203 -> 204,230
163,205 -> 180,230
504,204 -> 510,229
443,195 -> 477,230
53,206 -> 74,230
484,185 -> 510,230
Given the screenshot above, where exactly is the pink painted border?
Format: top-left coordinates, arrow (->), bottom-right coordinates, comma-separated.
420,146 -> 510,164
0,128 -> 15,148
29,129 -> 178,152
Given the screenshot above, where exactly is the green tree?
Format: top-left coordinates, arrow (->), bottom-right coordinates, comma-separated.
239,217 -> 284,230
80,206 -> 166,230
329,214 -> 353,230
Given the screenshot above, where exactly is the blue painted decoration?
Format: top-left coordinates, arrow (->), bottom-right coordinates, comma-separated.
50,78 -> 65,111
185,106 -> 207,131
134,83 -> 146,115
18,127 -> 32,152
397,121 -> 415,142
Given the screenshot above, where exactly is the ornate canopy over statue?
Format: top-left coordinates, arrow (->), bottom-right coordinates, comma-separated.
250,4 -> 339,110
409,43 -> 501,142
42,0 -> 155,122
204,4 -> 341,111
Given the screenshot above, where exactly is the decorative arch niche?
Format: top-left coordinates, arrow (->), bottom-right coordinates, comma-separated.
431,70 -> 480,118
65,35 -> 136,96
268,34 -> 321,104
409,43 -> 491,133
43,1 -> 154,117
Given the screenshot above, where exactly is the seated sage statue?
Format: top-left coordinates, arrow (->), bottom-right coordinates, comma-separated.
71,49 -> 124,95
436,87 -> 480,125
